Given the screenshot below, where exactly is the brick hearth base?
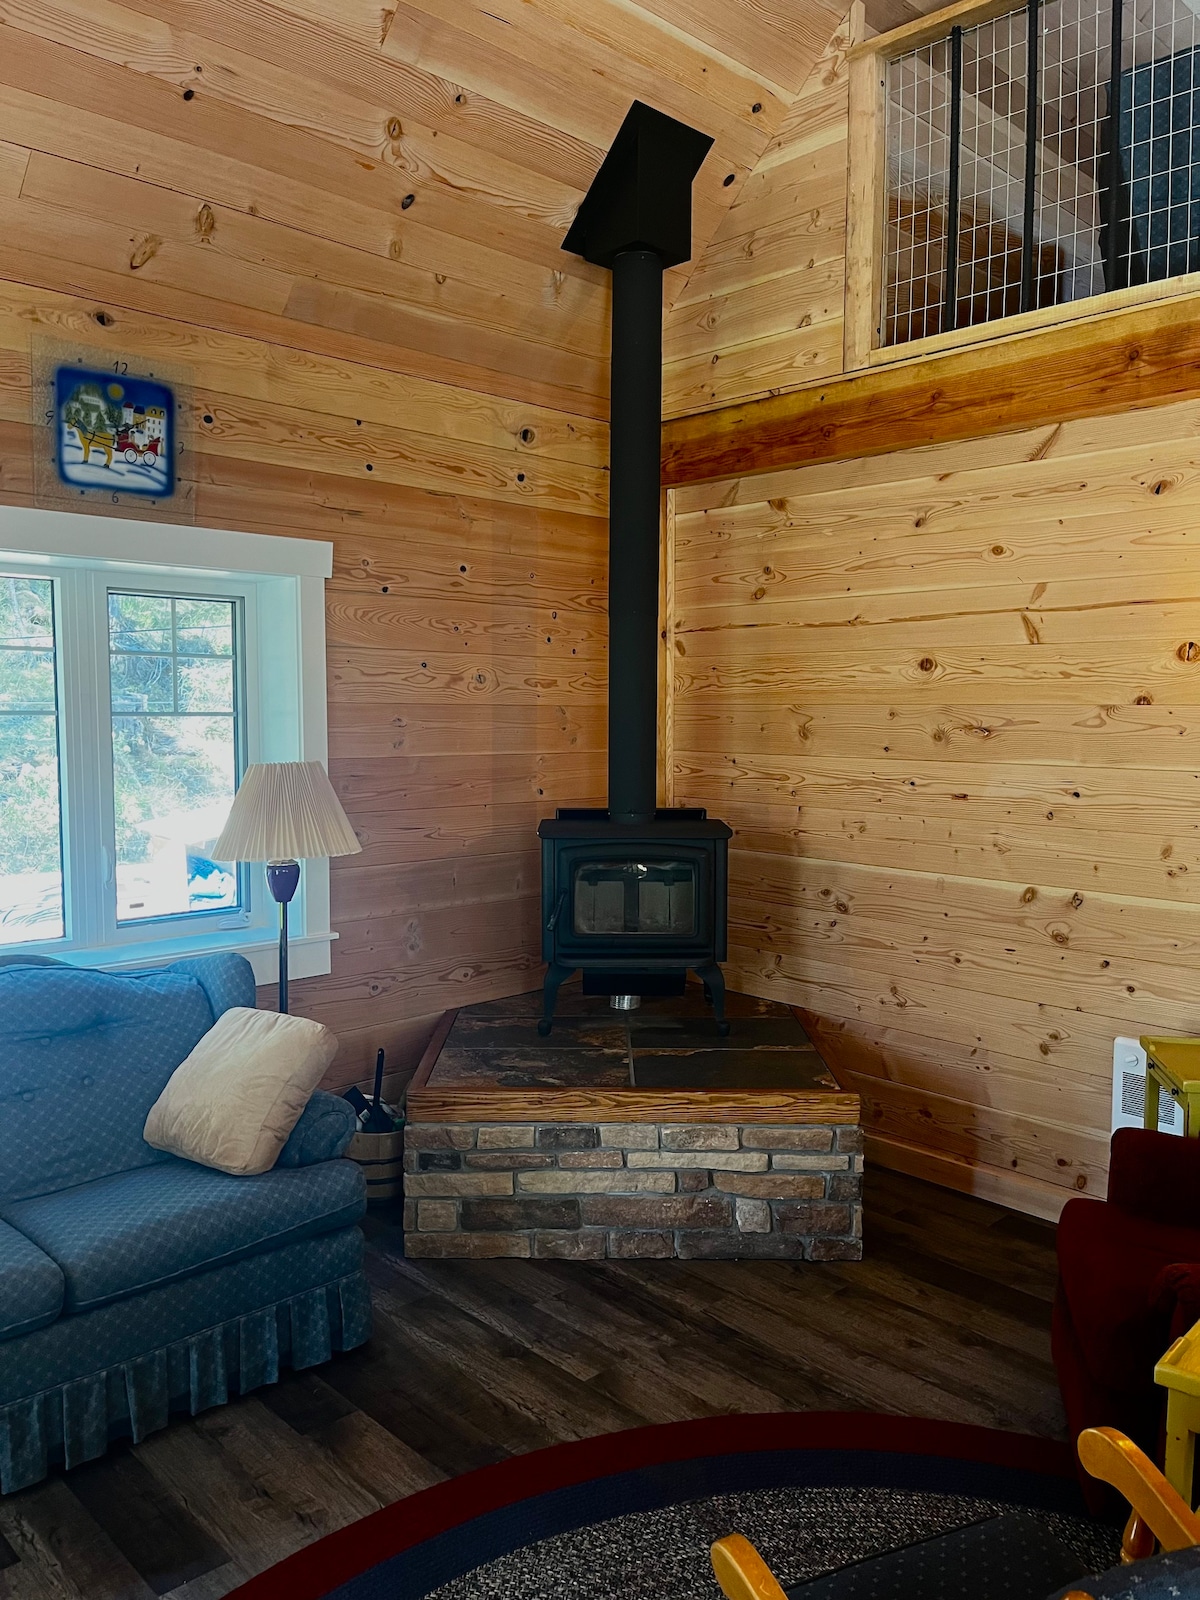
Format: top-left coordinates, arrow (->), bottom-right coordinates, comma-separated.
402,1120 -> 864,1260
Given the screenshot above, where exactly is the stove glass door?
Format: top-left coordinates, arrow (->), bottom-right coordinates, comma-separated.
572,859 -> 697,937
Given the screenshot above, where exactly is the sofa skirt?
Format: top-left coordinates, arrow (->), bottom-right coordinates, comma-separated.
0,1228 -> 371,1493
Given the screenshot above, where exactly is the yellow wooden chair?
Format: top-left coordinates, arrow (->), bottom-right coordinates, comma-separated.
709,1427 -> 1200,1600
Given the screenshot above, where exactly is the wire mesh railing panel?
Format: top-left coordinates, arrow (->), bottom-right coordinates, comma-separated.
957,9 -> 1030,325
1035,0 -> 1108,301
884,40 -> 954,345
1122,0 -> 1200,283
879,0 -> 1200,348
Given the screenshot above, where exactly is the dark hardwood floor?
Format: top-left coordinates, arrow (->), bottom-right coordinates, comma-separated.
0,1169 -> 1064,1600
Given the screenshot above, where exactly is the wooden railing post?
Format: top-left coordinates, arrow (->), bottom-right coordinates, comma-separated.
844,0 -> 885,371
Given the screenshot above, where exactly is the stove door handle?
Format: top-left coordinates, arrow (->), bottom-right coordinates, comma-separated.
546,891 -> 567,932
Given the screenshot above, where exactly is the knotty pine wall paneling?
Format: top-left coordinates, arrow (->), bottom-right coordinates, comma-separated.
668,402 -> 1200,1218
0,0 -> 851,1092
662,16 -> 854,418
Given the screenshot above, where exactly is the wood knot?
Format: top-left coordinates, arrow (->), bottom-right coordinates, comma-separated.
1135,694 -> 1153,704
1071,892 -> 1084,908
1021,886 -> 1037,903
194,203 -> 215,240
917,656 -> 936,672
1179,641 -> 1200,662
387,116 -> 402,139
1051,929 -> 1068,945
129,233 -> 162,270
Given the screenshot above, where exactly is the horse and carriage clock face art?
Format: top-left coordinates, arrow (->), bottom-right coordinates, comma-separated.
51,364 -> 176,499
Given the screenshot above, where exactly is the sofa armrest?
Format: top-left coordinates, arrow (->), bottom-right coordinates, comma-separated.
1152,1263 -> 1200,1345
275,1090 -> 356,1167
1108,1128 -> 1200,1225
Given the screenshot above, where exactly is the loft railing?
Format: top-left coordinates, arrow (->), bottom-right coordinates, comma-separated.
845,0 -> 1200,363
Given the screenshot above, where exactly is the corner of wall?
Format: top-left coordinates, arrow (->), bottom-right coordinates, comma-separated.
662,10 -> 855,421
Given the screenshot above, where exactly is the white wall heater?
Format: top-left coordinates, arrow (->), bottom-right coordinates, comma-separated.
1112,1037 -> 1184,1137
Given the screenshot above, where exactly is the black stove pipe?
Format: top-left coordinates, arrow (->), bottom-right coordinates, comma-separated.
560,101 -> 713,826
607,246 -> 664,824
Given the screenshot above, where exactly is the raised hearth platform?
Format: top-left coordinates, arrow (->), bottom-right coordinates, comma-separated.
403,987 -> 862,1261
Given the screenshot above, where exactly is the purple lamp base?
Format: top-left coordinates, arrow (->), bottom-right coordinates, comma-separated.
266,860 -> 301,1013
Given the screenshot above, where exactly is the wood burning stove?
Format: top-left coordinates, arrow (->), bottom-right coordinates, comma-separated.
537,102 -> 730,1037
538,808 -> 731,1034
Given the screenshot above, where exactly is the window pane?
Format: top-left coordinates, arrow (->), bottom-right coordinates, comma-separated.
108,591 -> 171,654
110,652 -> 174,712
175,599 -> 235,656
0,577 -> 64,944
109,592 -> 242,923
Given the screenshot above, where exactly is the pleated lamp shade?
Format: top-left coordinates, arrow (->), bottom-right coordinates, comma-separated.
212,761 -> 362,863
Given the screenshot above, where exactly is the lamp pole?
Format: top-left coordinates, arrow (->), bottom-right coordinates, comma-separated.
265,859 -> 300,1013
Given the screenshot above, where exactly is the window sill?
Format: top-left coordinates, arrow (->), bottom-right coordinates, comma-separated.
19,930 -> 337,987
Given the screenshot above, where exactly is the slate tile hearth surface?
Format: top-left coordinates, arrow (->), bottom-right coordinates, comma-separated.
432,1047 -> 632,1089
633,1015 -> 812,1048
427,986 -> 841,1092
633,1051 -> 835,1090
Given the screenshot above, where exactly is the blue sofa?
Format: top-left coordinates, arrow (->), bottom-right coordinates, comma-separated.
0,953 -> 371,1493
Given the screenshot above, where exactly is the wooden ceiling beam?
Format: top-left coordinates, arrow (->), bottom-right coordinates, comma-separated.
660,291 -> 1200,486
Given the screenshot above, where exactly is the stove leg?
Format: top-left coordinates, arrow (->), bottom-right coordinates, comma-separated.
538,963 -> 575,1036
695,963 -> 730,1035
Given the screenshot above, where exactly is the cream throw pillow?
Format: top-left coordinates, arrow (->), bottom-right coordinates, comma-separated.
145,1007 -> 339,1176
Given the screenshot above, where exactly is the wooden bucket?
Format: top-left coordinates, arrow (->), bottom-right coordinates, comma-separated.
348,1128 -> 405,1202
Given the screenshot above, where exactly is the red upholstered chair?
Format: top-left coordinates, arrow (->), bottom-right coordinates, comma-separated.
1054,1128 -> 1200,1511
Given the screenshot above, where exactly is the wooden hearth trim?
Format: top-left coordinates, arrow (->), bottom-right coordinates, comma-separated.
405,1087 -> 861,1124
407,1010 -> 459,1095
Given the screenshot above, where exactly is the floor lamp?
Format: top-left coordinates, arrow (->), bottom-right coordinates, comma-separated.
212,761 -> 362,1013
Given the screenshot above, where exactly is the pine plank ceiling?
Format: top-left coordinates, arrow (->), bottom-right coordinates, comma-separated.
0,0 -> 848,422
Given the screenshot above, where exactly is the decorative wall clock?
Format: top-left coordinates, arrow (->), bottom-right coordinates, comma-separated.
32,337 -> 195,522
53,365 -> 175,498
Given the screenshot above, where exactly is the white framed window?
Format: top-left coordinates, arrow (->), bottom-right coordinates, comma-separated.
0,507 -> 334,987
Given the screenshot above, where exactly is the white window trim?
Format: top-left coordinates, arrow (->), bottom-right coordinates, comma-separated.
1,506 -> 335,989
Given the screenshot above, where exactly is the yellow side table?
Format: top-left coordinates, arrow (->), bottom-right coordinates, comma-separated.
1140,1035 -> 1200,1136
1156,1320 -> 1200,1505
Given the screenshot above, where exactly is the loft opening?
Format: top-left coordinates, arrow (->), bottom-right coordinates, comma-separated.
873,0 -> 1200,348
